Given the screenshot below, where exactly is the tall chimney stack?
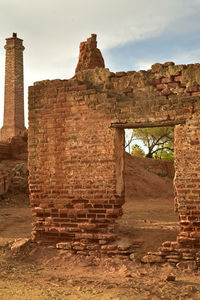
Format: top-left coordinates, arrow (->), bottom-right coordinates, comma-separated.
0,33 -> 25,141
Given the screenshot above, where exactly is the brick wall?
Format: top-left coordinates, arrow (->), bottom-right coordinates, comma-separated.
0,135 -> 27,161
9,134 -> 28,159
29,79 -> 124,249
0,134 -> 27,197
0,142 -> 10,160
0,168 -> 13,196
76,62 -> 200,109
29,43 -> 200,258
174,118 -> 200,244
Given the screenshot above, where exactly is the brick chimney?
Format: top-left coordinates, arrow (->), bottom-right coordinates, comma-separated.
75,34 -> 105,73
0,33 -> 25,141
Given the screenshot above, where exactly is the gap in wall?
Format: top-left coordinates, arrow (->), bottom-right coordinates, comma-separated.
116,127 -> 179,257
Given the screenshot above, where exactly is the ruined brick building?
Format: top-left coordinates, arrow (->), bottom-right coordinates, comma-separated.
2,32 -> 200,267
27,33 -> 200,267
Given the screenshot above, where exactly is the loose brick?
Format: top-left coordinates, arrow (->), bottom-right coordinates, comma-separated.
174,75 -> 182,82
161,77 -> 172,83
156,83 -> 166,90
168,82 -> 179,88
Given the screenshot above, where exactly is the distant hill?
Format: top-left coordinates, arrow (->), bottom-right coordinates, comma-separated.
125,152 -> 174,201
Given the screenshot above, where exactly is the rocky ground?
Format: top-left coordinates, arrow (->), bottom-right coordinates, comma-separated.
0,154 -> 200,299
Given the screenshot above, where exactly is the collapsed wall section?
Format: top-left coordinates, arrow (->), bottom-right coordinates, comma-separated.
76,62 -> 200,106
0,135 -> 27,161
0,159 -> 13,196
75,34 -> 105,73
0,142 -> 10,160
0,171 -> 12,196
0,135 -> 27,196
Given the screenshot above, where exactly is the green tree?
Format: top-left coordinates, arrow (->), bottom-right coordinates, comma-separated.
132,127 -> 174,160
125,129 -> 135,153
154,141 -> 174,161
131,144 -> 145,157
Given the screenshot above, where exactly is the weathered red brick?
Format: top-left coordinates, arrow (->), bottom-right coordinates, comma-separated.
28,34 -> 200,258
174,75 -> 182,82
156,83 -> 166,90
116,72 -> 127,77
168,82 -> 179,88
161,77 -> 172,83
75,34 -> 105,73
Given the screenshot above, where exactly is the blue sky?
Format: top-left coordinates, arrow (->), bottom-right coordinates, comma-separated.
104,28 -> 200,72
0,0 -> 200,127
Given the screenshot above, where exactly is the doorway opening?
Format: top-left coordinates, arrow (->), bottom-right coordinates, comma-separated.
116,126 -> 179,257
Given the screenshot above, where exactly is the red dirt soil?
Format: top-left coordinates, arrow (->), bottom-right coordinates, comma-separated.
116,152 -> 178,257
0,154 -> 200,299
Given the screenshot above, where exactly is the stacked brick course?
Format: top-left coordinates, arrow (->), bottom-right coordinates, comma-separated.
29,35 -> 200,263
0,33 -> 25,141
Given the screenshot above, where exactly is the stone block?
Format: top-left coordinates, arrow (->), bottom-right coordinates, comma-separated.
141,255 -> 166,263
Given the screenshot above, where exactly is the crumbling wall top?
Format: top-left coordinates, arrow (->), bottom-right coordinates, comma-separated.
75,34 -> 105,73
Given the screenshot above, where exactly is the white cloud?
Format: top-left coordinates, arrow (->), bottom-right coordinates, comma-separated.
0,0 -> 200,126
134,61 -> 154,71
171,49 -> 200,65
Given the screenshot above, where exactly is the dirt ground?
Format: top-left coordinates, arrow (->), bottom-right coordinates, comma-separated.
0,155 -> 200,299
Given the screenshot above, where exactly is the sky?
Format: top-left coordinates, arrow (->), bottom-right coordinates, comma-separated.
1,0 -> 200,127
